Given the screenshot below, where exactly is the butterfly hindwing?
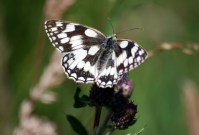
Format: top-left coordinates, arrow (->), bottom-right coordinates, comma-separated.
62,45 -> 103,83
96,52 -> 119,88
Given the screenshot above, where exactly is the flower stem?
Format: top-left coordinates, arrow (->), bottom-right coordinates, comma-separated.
93,105 -> 102,135
97,109 -> 113,135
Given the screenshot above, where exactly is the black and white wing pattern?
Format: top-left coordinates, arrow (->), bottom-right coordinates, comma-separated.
116,40 -> 147,76
95,40 -> 147,88
45,20 -> 105,84
44,20 -> 147,88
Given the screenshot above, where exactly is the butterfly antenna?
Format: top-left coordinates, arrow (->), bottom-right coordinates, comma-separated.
116,27 -> 143,35
107,18 -> 115,35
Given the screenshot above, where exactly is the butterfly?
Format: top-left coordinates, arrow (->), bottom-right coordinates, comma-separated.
44,20 -> 147,88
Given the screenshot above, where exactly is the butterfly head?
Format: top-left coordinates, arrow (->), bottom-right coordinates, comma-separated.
106,34 -> 117,46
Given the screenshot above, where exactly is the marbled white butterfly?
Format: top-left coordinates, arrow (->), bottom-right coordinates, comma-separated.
45,20 -> 147,88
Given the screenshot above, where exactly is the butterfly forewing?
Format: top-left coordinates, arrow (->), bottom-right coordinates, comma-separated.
45,20 -> 106,52
115,40 -> 147,75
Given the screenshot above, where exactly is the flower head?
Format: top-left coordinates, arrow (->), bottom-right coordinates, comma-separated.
111,102 -> 137,129
115,74 -> 134,98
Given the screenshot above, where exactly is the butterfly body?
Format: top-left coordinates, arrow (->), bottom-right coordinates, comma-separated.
45,20 -> 147,88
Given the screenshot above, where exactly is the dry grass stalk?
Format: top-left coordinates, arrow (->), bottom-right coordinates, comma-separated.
13,100 -> 57,135
30,51 -> 65,103
44,0 -> 76,19
13,0 -> 75,134
183,80 -> 199,135
148,42 -> 199,58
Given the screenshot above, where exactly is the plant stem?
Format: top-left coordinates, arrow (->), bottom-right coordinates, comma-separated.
93,105 -> 102,135
97,109 -> 113,135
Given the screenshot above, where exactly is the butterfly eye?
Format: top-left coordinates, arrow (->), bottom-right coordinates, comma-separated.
106,37 -> 115,45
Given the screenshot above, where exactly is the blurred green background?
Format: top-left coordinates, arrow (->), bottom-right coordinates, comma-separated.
0,0 -> 199,135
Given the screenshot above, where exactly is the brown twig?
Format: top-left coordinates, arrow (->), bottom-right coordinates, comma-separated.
13,0 -> 76,134
13,100 -> 57,135
44,0 -> 76,19
30,51 -> 65,103
148,42 -> 199,58
182,80 -> 199,135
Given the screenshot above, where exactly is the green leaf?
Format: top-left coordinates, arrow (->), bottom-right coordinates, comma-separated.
73,87 -> 91,108
66,115 -> 88,135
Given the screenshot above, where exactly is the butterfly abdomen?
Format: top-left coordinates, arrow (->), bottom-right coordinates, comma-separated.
97,47 -> 113,72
